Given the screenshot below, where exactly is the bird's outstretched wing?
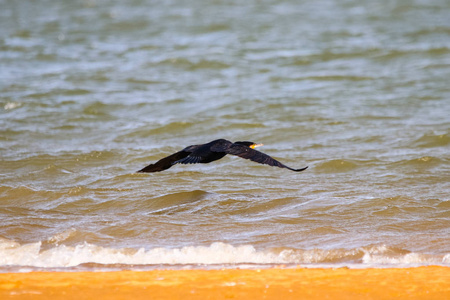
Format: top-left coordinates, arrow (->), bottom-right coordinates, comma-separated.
137,150 -> 190,173
225,144 -> 308,172
172,155 -> 203,164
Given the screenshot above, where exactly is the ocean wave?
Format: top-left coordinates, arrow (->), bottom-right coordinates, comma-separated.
413,132 -> 450,148
393,156 -> 446,169
0,239 -> 448,270
314,159 -> 361,173
152,58 -> 231,70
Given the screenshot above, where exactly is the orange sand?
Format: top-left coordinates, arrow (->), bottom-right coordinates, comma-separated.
0,266 -> 449,299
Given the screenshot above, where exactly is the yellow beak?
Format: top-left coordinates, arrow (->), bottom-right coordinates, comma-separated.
250,143 -> 264,149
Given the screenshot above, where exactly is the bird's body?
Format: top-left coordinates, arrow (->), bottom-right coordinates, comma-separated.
138,139 -> 308,173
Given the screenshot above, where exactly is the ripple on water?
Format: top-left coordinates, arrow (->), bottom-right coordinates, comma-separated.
314,159 -> 361,173
413,132 -> 450,148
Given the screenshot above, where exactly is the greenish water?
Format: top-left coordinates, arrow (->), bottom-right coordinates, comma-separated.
1,0 -> 449,270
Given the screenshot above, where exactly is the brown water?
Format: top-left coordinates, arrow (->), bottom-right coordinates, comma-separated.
1,0 -> 449,270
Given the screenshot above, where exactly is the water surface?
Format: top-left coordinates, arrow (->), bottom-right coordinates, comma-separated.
1,0 -> 449,270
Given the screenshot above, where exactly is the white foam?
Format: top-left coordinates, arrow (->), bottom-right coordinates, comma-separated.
362,251 -> 444,265
360,244 -> 450,266
0,241 -> 284,268
0,238 -> 448,269
4,102 -> 22,110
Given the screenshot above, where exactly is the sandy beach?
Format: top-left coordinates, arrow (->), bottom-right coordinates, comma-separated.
1,266 -> 448,299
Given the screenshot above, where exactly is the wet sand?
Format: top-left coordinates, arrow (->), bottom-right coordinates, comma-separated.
0,266 -> 448,299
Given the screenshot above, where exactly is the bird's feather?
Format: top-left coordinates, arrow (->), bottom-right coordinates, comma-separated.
174,155 -> 203,165
225,144 -> 308,172
137,150 -> 190,172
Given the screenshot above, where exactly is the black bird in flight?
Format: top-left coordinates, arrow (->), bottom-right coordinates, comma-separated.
138,139 -> 308,173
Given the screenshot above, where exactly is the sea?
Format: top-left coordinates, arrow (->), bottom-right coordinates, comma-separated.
1,0 -> 449,271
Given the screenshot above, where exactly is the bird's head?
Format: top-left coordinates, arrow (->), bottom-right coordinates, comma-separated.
235,141 -> 264,149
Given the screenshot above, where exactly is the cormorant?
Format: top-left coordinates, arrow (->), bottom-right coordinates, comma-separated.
137,139 -> 308,173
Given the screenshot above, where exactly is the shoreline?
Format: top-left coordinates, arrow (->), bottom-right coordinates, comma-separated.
1,266 -> 449,299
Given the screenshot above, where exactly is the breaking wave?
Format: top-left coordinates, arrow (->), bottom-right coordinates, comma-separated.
1,238 -> 448,270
